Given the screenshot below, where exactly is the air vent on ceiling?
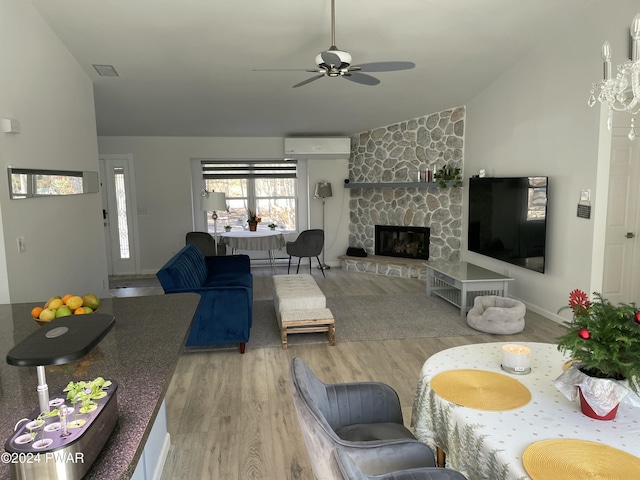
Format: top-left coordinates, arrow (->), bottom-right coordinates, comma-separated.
93,64 -> 119,77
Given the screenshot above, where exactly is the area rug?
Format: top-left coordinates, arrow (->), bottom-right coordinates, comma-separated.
185,292 -> 488,352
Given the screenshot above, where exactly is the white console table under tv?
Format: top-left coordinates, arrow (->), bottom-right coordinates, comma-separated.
425,261 -> 514,316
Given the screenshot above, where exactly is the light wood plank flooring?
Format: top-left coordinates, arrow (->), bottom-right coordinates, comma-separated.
111,266 -> 566,480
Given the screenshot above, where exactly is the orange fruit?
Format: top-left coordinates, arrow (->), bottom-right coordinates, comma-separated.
73,307 -> 87,315
62,294 -> 73,304
31,306 -> 43,319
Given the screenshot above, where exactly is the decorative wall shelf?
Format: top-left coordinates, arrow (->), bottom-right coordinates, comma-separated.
344,181 -> 459,189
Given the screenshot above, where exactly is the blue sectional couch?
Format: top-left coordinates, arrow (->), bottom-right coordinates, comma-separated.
156,244 -> 253,353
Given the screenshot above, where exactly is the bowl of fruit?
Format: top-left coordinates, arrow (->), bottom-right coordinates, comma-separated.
31,293 -> 101,326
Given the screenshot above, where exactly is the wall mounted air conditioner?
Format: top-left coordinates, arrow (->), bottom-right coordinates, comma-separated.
284,137 -> 351,160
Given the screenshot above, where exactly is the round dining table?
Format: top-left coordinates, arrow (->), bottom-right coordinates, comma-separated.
219,230 -> 286,270
410,342 -> 640,480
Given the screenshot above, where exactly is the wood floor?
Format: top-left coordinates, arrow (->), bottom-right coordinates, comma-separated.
112,266 -> 566,480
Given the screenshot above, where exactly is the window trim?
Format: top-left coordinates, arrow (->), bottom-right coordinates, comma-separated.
199,159 -> 299,232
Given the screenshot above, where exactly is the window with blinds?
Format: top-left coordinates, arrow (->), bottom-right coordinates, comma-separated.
201,160 -> 297,232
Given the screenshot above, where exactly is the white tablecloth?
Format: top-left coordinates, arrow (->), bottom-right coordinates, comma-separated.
410,342 -> 640,480
219,230 -> 285,251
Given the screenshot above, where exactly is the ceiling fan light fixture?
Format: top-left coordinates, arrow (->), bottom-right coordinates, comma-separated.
315,48 -> 352,68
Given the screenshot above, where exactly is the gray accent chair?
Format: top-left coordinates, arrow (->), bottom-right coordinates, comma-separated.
466,295 -> 526,334
287,229 -> 325,278
289,357 -> 437,480
186,231 -> 217,257
333,448 -> 468,480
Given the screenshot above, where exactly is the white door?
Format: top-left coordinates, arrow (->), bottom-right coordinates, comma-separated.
602,132 -> 640,304
99,154 -> 140,275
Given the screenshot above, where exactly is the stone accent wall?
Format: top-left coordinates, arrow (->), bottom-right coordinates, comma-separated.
349,106 -> 465,262
340,256 -> 427,279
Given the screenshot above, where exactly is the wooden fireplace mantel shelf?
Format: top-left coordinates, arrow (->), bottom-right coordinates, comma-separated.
344,181 -> 458,189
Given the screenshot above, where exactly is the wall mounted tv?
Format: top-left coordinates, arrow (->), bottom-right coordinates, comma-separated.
468,176 -> 548,273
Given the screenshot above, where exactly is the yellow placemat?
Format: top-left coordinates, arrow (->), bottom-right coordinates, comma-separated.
430,369 -> 531,410
523,439 -> 640,480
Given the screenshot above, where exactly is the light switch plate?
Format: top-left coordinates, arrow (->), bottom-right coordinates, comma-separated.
580,189 -> 591,202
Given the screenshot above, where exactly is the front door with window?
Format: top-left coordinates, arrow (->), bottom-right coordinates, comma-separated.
100,154 -> 139,275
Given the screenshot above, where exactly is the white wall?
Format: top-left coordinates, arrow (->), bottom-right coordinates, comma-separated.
307,159 -> 350,267
97,137 -> 351,272
463,1 -> 638,321
0,0 -> 108,304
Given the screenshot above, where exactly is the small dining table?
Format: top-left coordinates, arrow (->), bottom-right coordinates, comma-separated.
219,230 -> 285,269
410,342 -> 640,480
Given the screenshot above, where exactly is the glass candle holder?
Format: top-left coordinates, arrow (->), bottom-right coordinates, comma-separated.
501,344 -> 531,375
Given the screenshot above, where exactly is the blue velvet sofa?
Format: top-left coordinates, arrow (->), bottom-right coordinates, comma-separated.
156,244 -> 253,353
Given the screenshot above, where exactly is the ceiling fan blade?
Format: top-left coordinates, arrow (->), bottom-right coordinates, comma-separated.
293,74 -> 325,88
253,68 -> 314,72
352,61 -> 416,72
344,72 -> 380,86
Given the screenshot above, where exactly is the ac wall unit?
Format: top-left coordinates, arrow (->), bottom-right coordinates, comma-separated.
284,137 -> 351,160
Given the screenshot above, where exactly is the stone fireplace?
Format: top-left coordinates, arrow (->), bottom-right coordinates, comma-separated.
347,106 -> 465,265
375,225 -> 430,260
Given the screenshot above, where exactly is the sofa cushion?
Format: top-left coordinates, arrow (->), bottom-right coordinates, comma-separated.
204,272 -> 253,289
185,288 -> 251,346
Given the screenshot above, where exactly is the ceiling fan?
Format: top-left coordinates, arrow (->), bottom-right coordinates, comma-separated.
254,0 -> 415,88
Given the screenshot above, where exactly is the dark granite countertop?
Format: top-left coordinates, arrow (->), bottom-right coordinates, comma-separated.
0,293 -> 199,479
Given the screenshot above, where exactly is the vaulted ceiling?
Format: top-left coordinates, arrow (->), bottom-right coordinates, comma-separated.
31,0 -> 592,137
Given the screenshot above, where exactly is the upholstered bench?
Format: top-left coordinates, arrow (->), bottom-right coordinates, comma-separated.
273,274 -> 335,349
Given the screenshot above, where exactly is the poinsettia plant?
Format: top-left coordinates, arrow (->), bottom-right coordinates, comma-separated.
557,289 -> 640,392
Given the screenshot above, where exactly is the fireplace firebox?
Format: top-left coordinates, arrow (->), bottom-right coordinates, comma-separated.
375,225 -> 430,260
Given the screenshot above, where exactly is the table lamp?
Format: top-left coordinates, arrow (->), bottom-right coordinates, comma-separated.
314,181 -> 333,270
202,191 -> 228,237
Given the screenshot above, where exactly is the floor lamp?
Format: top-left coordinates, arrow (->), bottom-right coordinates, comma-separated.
202,191 -> 228,238
314,181 -> 333,270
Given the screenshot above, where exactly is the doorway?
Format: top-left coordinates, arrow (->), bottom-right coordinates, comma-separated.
602,124 -> 640,304
99,154 -> 140,275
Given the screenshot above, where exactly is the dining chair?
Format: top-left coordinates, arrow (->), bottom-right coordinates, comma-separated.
286,229 -> 325,278
289,356 -> 437,480
185,231 -> 217,257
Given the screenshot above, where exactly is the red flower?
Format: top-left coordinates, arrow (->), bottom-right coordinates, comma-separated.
578,328 -> 591,339
635,312 -> 640,324
568,289 -> 590,312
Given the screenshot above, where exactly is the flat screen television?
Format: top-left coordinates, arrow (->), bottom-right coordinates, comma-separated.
468,176 -> 548,273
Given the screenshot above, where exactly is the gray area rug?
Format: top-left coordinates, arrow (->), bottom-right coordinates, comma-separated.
186,292 -> 487,352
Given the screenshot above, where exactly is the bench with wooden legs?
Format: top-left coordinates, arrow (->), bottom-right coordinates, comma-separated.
279,308 -> 336,350
272,274 -> 336,349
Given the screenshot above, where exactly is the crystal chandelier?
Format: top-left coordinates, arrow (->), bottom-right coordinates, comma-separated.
588,13 -> 640,140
